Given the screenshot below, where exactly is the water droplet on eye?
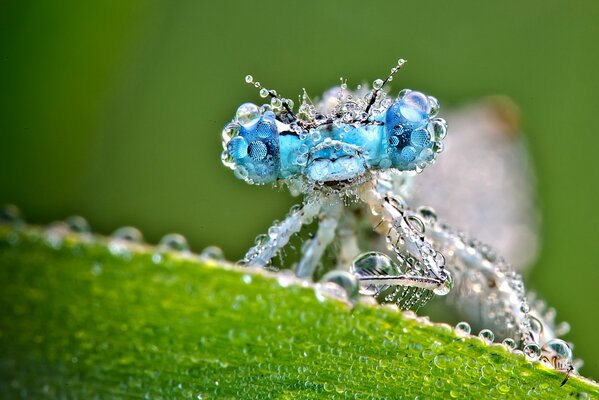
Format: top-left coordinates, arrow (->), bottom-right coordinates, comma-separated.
259,88 -> 269,98
429,118 -> 447,142
478,329 -> 494,343
320,270 -> 360,302
64,216 -> 90,233
397,89 -> 412,100
523,343 -> 541,360
455,321 -> 471,335
222,123 -> 241,144
235,103 -> 260,125
200,246 -> 225,261
428,96 -> 440,117
0,204 -> 24,226
502,338 -> 517,350
373,79 -> 384,90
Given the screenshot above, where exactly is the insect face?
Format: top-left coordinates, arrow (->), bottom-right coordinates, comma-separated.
221,61 -> 447,189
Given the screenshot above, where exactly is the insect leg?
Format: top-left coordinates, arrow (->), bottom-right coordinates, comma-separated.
295,198 -> 343,279
354,178 -> 452,310
242,198 -> 322,267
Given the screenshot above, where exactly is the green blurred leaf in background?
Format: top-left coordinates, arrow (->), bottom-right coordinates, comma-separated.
1,0 -> 598,379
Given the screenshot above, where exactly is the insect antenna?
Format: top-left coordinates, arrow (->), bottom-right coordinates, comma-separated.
244,75 -> 298,122
364,58 -> 407,114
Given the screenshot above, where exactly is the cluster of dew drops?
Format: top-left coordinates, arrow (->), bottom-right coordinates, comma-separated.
0,201 -> 584,391
0,204 -> 228,270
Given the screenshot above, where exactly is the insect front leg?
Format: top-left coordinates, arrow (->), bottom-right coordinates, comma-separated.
353,178 -> 452,310
294,197 -> 343,279
242,198 -> 322,267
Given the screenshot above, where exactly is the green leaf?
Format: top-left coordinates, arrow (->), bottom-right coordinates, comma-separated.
0,225 -> 597,399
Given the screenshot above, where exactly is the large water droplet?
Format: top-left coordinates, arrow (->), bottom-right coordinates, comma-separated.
235,103 -> 261,125
541,339 -> 573,368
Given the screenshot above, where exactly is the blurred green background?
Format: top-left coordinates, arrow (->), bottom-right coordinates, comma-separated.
1,0 -> 598,378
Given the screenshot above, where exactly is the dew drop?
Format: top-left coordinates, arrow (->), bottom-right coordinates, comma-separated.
259,88 -> 269,98
109,226 -> 143,258
373,79 -> 384,90
245,75 -> 253,83
417,206 -> 438,224
502,338 -> 517,350
200,246 -> 225,261
64,216 -> 90,233
320,270 -> 360,302
158,233 -> 190,252
111,226 -> 143,243
478,329 -> 494,343
455,321 -> 471,335
523,343 -> 541,360
433,354 -> 449,369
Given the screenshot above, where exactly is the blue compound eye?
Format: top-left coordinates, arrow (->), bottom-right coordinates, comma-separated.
385,90 -> 446,171
222,109 -> 281,184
